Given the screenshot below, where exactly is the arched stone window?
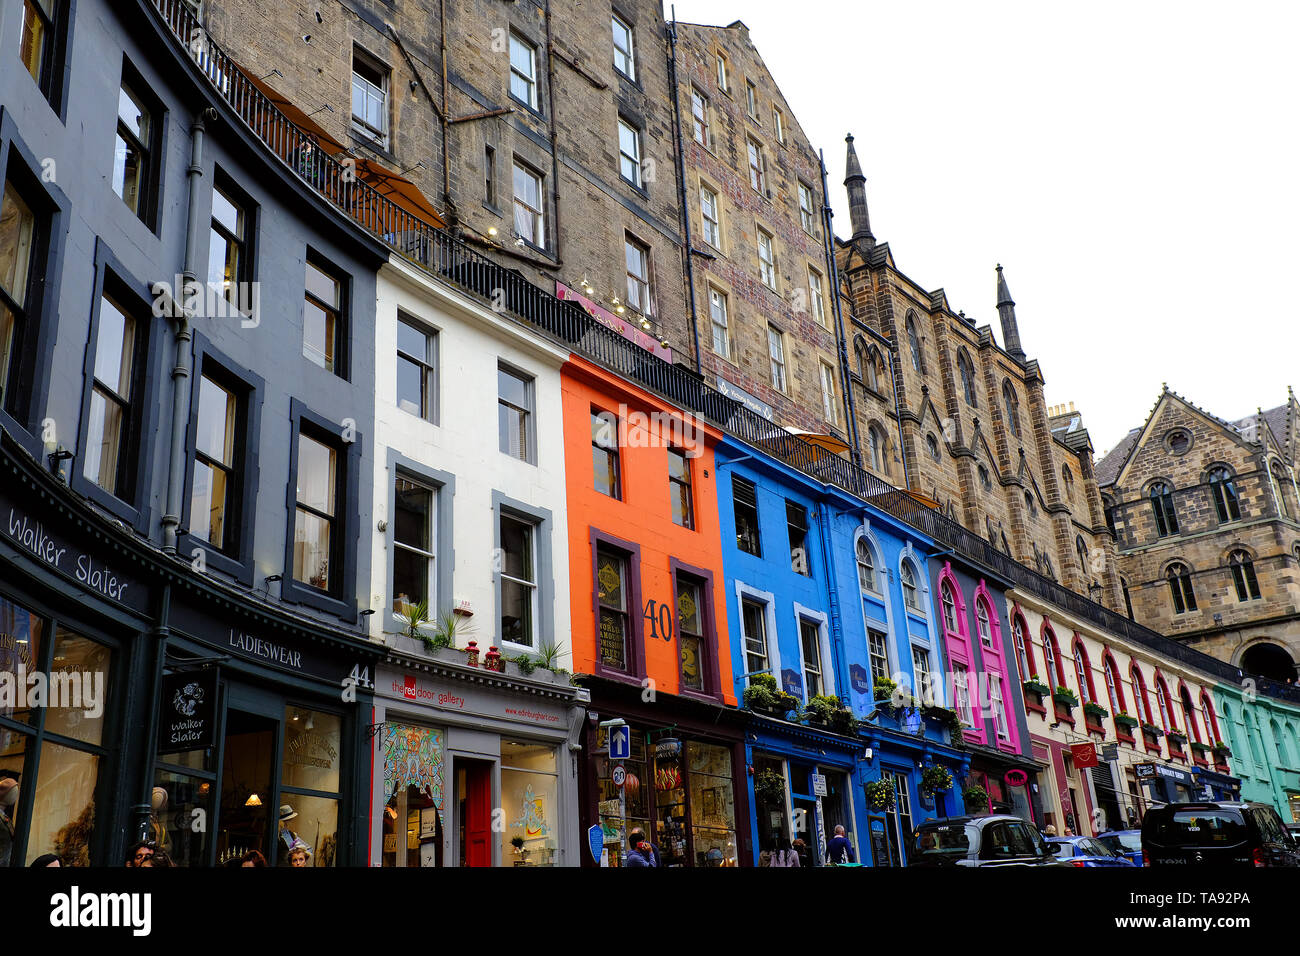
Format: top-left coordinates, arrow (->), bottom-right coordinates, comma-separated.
867,424 -> 886,473
855,537 -> 876,593
900,560 -> 921,611
1208,466 -> 1241,523
906,314 -> 923,372
1228,549 -> 1261,602
1166,562 -> 1196,614
957,348 -> 977,406
1002,380 -> 1020,437
1149,482 -> 1179,537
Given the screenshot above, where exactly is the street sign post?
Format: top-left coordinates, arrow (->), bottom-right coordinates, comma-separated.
812,773 -> 827,797
608,723 -> 631,760
612,764 -> 626,787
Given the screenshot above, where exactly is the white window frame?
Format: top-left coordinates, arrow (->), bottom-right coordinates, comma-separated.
773,106 -> 785,143
757,228 -> 776,289
819,359 -> 838,426
748,138 -> 766,194
509,32 -> 538,109
498,511 -> 539,651
612,13 -> 635,80
699,183 -> 721,248
912,644 -> 935,705
746,79 -> 758,117
618,118 -> 642,188
989,673 -> 1009,740
793,603 -> 834,700
512,160 -> 545,247
954,664 -> 973,726
975,599 -> 993,649
716,51 -> 728,92
855,535 -> 878,594
736,582 -> 780,686
708,286 -> 729,358
351,49 -> 389,146
798,181 -> 816,234
691,86 -> 710,147
809,267 -> 826,325
391,473 -> 437,624
767,325 -> 786,392
624,233 -> 653,316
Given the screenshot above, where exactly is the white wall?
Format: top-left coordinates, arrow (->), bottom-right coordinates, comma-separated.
367,257 -> 572,667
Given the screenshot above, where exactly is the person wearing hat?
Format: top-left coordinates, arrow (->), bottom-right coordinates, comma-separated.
287,839 -> 312,867
277,804 -> 302,867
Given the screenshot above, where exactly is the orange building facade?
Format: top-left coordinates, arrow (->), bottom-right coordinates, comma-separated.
562,355 -> 749,867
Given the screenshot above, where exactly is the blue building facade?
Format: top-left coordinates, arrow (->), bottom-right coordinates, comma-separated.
716,437 -> 965,866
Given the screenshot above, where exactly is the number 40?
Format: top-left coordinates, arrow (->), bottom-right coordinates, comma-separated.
643,600 -> 673,642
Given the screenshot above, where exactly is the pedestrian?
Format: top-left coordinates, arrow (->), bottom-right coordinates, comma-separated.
826,824 -> 856,865
30,853 -> 60,867
1042,825 -> 1057,838
277,804 -> 302,866
124,841 -> 155,867
0,772 -> 19,868
240,849 -> 268,867
1063,826 -> 1075,837
791,838 -> 812,868
287,841 -> 311,867
623,828 -> 660,867
768,839 -> 800,867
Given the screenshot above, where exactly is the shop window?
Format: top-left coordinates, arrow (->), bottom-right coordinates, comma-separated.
732,476 -> 761,556
668,447 -> 693,529
596,545 -> 631,672
113,65 -> 162,228
786,500 -> 809,575
501,739 -> 559,866
591,409 -> 621,499
595,726 -> 650,867
303,258 -> 347,377
396,313 -> 438,423
676,574 -> 707,692
380,723 -> 445,868
686,741 -> 736,866
0,598 -> 111,866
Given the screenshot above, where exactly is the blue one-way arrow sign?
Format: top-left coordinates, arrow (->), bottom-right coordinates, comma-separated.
609,725 -> 631,760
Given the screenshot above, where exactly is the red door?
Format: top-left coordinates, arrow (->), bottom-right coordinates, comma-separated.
463,762 -> 492,867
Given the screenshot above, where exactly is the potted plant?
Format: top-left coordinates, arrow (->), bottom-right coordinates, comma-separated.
1212,739 -> 1232,757
510,835 -> 528,864
1022,674 -> 1051,697
873,676 -> 899,713
920,765 -> 953,795
1141,722 -> 1164,739
754,769 -> 786,805
1113,711 -> 1140,731
803,695 -> 837,727
1165,728 -> 1188,745
1190,740 -> 1212,753
1083,701 -> 1109,721
1052,687 -> 1079,708
865,779 -> 895,811
962,784 -> 988,813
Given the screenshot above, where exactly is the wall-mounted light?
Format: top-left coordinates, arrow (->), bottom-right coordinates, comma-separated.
487,226 -> 498,238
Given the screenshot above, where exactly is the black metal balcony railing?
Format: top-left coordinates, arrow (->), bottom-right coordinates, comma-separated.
148,0 -> 1300,707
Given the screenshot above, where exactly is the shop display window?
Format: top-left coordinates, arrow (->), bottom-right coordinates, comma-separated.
501,738 -> 559,866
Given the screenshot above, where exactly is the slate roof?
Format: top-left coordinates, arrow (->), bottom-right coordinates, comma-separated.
1095,429 -> 1141,486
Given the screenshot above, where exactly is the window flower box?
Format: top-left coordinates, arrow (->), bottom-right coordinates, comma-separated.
1022,677 -> 1051,697
1141,723 -> 1163,752
1190,740 -> 1212,754
1113,712 -> 1140,731
1212,740 -> 1232,758
1052,687 -> 1079,708
1083,702 -> 1110,720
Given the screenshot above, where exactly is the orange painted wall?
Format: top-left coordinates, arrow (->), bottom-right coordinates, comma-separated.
561,355 -> 735,705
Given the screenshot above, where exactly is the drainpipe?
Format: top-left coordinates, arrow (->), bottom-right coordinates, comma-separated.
543,0 -> 563,266
819,150 -> 861,476
667,8 -> 702,372
162,109 -> 216,554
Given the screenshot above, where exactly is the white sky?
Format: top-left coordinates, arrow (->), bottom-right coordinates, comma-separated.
667,0 -> 1300,456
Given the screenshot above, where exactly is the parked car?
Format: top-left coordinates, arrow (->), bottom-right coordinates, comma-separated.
1097,828 -> 1144,867
1045,836 -> 1136,867
910,815 -> 1067,867
1142,802 -> 1300,867
1286,822 -> 1300,844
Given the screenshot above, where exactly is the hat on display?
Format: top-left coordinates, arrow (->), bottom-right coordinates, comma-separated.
279,805 -> 299,823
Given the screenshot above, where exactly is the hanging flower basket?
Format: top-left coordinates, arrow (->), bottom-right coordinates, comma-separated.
920,765 -> 953,795
754,769 -> 786,805
962,785 -> 989,812
865,779 -> 895,811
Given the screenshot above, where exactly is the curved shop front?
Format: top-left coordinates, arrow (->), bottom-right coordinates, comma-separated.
369,649 -> 588,867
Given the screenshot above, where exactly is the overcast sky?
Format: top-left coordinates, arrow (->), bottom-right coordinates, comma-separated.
668,0 -> 1300,456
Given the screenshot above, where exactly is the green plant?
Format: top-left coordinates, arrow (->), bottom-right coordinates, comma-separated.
1083,701 -> 1109,719
962,785 -> 988,811
743,683 -> 776,711
865,779 -> 895,811
803,695 -> 839,724
920,765 -> 953,794
1190,740 -> 1212,752
420,607 -> 476,652
535,640 -> 564,671
1165,728 -> 1187,742
1113,711 -> 1139,726
754,769 -> 786,805
873,675 -> 898,701
751,673 -> 779,691
511,653 -> 537,676
1141,722 -> 1164,738
510,835 -> 525,850
1212,739 -> 1231,753
398,599 -> 430,641
1022,677 -> 1051,696
1052,687 -> 1079,707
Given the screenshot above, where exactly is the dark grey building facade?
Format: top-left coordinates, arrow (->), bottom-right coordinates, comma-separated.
0,0 -> 387,866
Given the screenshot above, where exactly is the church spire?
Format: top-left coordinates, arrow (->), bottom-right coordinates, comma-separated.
996,264 -> 1025,361
844,134 -> 874,250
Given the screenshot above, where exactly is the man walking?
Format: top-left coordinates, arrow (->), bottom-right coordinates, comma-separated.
826,825 -> 856,865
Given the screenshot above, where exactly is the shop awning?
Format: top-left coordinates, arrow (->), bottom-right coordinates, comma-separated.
382,723 -> 444,808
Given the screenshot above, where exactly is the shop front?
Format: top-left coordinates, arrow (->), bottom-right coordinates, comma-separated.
580,678 -> 746,867
961,748 -> 1042,824
1134,760 -> 1198,806
1189,765 -> 1242,803
149,589 -> 382,867
863,724 -> 965,867
369,649 -> 588,867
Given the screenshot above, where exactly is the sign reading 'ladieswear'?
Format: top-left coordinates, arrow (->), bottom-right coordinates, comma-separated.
2,504 -> 147,612
379,667 -> 565,727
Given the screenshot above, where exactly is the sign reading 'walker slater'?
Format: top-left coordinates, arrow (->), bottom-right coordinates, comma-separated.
1,502 -> 148,613
158,668 -> 218,753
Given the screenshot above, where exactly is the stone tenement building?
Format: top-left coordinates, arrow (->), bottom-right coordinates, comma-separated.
834,136 -> 1122,612
199,0 -> 691,352
1096,388 -> 1300,680
673,21 -> 847,434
